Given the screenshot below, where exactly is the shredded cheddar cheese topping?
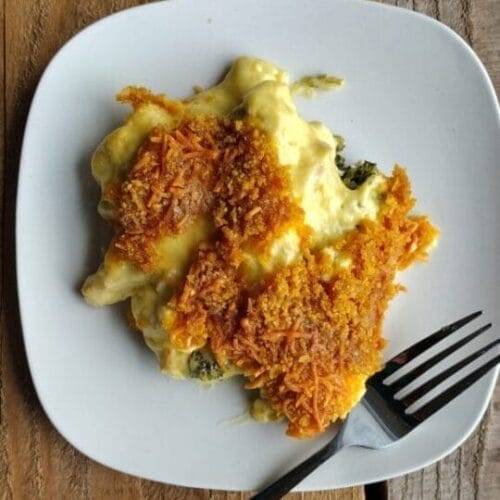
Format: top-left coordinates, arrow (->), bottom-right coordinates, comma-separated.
217,169 -> 437,437
163,164 -> 436,437
106,116 -> 305,272
108,113 -> 437,437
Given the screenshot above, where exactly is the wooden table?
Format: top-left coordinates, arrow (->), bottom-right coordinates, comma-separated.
1,1 -> 498,498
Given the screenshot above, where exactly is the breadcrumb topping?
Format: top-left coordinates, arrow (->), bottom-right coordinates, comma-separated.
117,85 -> 184,115
107,107 -> 437,438
219,168 -> 438,437
107,116 -> 304,271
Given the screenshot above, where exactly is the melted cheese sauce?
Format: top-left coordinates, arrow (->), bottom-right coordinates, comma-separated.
82,57 -> 386,375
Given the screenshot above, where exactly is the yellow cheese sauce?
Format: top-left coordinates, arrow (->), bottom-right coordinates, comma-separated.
82,57 -> 386,391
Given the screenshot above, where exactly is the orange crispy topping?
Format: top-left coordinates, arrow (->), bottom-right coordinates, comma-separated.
163,242 -> 244,351
117,86 -> 184,116
109,107 -> 437,438
216,168 -> 438,437
160,119 -> 304,350
111,119 -> 220,268
165,164 -> 437,437
110,115 -> 304,272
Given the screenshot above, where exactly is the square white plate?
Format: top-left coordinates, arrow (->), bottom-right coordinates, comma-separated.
17,0 -> 500,491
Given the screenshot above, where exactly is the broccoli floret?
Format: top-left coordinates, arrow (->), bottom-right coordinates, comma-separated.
335,153 -> 347,172
188,349 -> 223,382
334,137 -> 378,189
333,134 -> 345,152
337,160 -> 378,190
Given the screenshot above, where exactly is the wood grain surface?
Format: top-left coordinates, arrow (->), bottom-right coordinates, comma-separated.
0,1 -> 498,499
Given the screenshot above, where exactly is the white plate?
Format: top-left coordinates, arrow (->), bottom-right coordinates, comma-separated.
17,0 -> 500,491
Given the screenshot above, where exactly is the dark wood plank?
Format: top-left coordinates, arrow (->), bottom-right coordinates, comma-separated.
0,0 -> 7,490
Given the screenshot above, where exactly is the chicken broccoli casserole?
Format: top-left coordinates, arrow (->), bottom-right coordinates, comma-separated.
82,57 -> 438,438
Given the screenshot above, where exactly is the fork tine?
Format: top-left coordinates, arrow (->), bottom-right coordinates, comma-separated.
382,311 -> 482,377
399,338 -> 500,407
411,354 -> 500,422
389,323 -> 492,393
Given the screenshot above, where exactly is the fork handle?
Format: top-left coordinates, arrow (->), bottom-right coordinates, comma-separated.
251,432 -> 344,500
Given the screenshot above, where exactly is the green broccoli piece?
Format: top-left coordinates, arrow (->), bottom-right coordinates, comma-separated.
188,349 -> 223,382
341,161 -> 378,189
335,153 -> 347,172
333,136 -> 377,189
333,134 -> 345,152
